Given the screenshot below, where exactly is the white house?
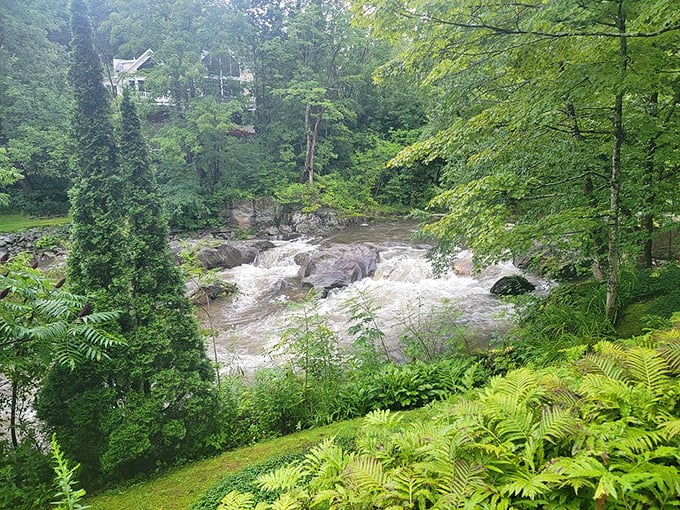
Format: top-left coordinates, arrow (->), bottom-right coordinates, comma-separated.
105,48 -> 253,107
107,48 -> 155,98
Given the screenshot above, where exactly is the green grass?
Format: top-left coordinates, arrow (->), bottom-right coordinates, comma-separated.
0,214 -> 70,233
85,418 -> 364,510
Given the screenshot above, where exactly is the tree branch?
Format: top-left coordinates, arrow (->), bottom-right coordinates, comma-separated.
396,8 -> 680,39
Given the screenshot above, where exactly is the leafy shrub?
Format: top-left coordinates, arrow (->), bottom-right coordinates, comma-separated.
396,297 -> 471,362
507,281 -> 614,366
0,442 -> 53,510
274,173 -> 378,215
220,319 -> 680,509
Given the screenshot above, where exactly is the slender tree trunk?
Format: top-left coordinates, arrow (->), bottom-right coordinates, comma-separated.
642,93 -> 659,269
10,378 -> 19,448
302,105 -> 324,185
565,100 -> 607,280
605,1 -> 627,321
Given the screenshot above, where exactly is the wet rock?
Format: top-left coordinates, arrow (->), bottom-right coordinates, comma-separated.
453,255 -> 473,276
490,275 -> 536,296
195,240 -> 274,269
296,243 -> 380,294
187,280 -> 237,305
196,244 -> 244,269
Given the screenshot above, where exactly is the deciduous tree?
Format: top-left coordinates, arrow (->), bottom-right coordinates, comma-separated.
355,0 -> 680,319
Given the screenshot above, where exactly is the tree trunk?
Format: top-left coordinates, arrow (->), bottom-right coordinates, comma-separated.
10,378 -> 19,448
302,105 -> 325,185
642,92 -> 658,268
605,1 -> 627,321
565,101 -> 607,280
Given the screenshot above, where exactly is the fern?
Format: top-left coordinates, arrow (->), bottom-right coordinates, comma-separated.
217,490 -> 257,510
270,492 -> 301,510
483,368 -> 546,407
256,465 -> 306,493
659,418 -> 680,439
431,458 -> 486,502
625,347 -> 670,396
386,465 -> 432,507
363,408 -> 403,428
343,456 -> 386,495
610,426 -> 663,456
656,330 -> 680,374
500,469 -> 561,500
578,352 -> 626,380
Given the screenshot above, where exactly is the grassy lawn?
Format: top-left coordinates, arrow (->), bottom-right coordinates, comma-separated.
85,418 -> 364,510
0,214 -> 70,233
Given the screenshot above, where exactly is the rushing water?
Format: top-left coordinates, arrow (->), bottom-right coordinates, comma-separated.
203,221 -> 537,375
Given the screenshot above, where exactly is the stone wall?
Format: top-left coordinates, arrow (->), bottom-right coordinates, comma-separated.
0,226 -> 69,263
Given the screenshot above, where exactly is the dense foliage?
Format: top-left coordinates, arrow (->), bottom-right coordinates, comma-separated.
0,0 -> 678,507
210,317 -> 680,509
0,255 -> 120,508
355,0 -> 680,318
0,0 -> 431,225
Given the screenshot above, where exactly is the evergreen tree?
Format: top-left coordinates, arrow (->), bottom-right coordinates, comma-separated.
38,0 -> 221,485
67,0 -> 128,304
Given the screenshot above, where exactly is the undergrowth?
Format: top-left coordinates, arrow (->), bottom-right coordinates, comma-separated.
214,316 -> 680,509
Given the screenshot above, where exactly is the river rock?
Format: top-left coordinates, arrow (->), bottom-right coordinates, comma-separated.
187,280 -> 237,305
295,243 -> 380,294
196,240 -> 274,269
490,275 -> 536,296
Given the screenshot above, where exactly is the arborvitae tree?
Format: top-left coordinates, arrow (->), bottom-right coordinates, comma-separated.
66,0 -> 128,306
38,1 -> 221,485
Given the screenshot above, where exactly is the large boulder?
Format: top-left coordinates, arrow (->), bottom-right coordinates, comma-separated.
195,240 -> 274,269
295,243 -> 380,294
490,275 -> 536,296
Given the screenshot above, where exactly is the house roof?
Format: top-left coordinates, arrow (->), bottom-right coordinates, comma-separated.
113,49 -> 154,85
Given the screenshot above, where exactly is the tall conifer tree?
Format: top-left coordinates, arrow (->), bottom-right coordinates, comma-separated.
38,1 -> 221,485
67,0 -> 128,305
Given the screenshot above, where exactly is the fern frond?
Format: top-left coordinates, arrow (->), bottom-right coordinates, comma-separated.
304,438 -> 352,490
499,469 -> 560,500
524,406 -> 581,468
257,464 -> 306,493
432,458 -> 485,501
549,454 -> 606,481
610,426 -> 662,456
270,492 -> 301,510
625,347 -> 670,395
659,418 -> 680,439
484,393 -> 533,443
484,368 -> 544,406
593,340 -> 627,362
386,465 -> 432,506
536,405 -> 581,445
578,373 -> 633,403
578,352 -> 626,380
364,408 -> 403,428
343,456 -> 386,495
217,490 -> 256,510
656,332 -> 680,374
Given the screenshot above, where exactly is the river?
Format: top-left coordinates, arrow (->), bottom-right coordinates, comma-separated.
201,221 -> 541,376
